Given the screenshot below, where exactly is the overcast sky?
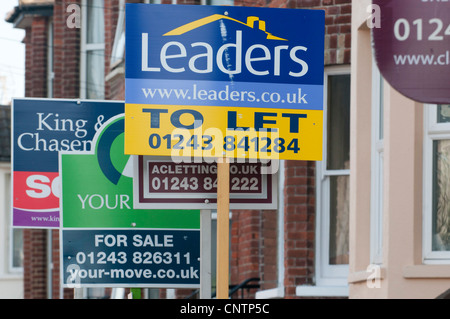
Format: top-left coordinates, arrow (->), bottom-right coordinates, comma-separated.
0,0 -> 25,104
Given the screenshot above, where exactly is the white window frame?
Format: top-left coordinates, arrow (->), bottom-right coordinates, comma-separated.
0,164 -> 22,274
315,65 -> 350,288
423,104 -> 450,263
370,58 -> 384,265
297,66 -> 350,297
110,0 -> 125,68
144,0 -> 164,4
201,0 -> 234,5
80,0 -> 105,99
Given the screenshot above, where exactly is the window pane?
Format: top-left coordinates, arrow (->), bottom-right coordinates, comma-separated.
372,156 -> 384,263
437,105 -> 450,123
111,28 -> 125,66
329,175 -> 349,264
86,0 -> 104,44
12,229 -> 23,268
208,0 -> 234,5
327,74 -> 351,170
87,288 -> 110,299
86,50 -> 105,99
432,139 -> 450,251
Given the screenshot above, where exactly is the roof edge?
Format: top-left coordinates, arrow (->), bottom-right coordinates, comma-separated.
6,2 -> 54,28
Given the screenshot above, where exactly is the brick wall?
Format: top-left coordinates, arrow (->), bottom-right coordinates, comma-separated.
283,160 -> 316,297
24,18 -> 48,98
229,210 -> 280,297
23,229 -> 47,298
53,0 -> 80,99
259,210 -> 278,289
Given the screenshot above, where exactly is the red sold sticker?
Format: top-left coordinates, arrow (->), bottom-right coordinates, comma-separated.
13,171 -> 60,210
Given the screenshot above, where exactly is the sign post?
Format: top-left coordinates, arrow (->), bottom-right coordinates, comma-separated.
199,209 -> 212,299
216,160 -> 230,299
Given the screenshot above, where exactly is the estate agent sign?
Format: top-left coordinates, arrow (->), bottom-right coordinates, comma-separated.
372,0 -> 450,104
60,115 -> 200,288
124,4 -> 325,161
12,98 -> 123,228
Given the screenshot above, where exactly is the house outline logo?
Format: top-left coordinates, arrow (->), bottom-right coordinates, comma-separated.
163,13 -> 288,41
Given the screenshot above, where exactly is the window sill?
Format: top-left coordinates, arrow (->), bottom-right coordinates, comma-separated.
403,265 -> 450,278
105,65 -> 124,82
0,274 -> 23,281
348,267 -> 385,284
255,287 -> 284,299
295,285 -> 348,297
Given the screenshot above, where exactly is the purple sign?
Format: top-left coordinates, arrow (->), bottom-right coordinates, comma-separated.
372,0 -> 450,104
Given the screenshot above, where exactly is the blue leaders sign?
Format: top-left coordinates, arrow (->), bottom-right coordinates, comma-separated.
125,4 -> 325,161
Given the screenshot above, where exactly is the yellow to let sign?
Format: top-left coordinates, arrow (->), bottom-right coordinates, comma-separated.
124,103 -> 322,161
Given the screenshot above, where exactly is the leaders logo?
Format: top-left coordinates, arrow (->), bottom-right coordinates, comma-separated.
126,4 -> 324,85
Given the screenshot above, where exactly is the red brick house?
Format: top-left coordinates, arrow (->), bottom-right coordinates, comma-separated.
7,0 -> 351,299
